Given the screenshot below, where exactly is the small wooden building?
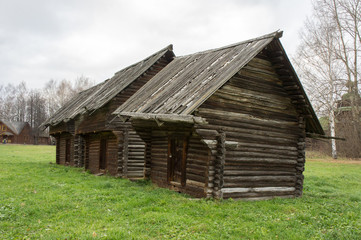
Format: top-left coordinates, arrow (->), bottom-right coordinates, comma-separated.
40,46 -> 175,177
0,120 -> 32,144
113,31 -> 324,200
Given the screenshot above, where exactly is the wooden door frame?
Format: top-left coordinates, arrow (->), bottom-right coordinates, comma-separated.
167,135 -> 188,186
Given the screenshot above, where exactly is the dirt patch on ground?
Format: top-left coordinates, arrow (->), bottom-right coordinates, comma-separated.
308,159 -> 361,165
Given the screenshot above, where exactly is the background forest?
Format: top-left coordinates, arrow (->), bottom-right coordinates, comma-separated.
0,77 -> 94,136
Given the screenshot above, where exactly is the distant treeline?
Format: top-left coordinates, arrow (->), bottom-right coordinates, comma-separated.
0,76 -> 94,134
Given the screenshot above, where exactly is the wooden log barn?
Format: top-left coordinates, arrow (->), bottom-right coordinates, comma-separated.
40,45 -> 175,178
113,31 -> 324,200
0,120 -> 33,144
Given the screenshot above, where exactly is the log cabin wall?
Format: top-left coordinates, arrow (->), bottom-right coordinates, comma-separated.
196,54 -> 304,200
15,124 -> 32,144
49,120 -> 78,166
124,128 -> 146,178
0,121 -> 32,144
57,132 -> 74,166
77,57 -> 171,178
147,128 -> 210,198
149,134 -> 168,186
74,135 -> 85,167
84,132 -> 118,175
185,134 -> 210,197
79,116 -> 146,179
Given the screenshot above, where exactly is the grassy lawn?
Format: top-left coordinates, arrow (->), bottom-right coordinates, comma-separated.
0,145 -> 360,239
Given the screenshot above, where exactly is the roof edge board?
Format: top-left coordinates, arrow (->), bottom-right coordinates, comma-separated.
272,39 -> 324,135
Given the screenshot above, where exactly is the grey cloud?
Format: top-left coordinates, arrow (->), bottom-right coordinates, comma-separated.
0,0 -> 312,89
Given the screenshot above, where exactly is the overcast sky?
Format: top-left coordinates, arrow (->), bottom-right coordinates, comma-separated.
0,0 -> 312,89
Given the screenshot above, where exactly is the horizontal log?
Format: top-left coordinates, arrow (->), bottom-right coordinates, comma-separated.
224,170 -> 296,176
227,195 -> 295,201
221,187 -> 295,194
197,108 -> 298,128
224,165 -> 296,171
223,181 -> 296,188
187,173 -> 206,182
226,151 -> 298,160
195,129 -> 219,137
234,142 -> 297,151
226,131 -> 297,145
223,175 -> 296,183
186,179 -> 205,187
227,146 -> 298,157
226,157 -> 297,165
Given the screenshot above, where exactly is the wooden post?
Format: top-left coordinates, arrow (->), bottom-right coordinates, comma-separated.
214,131 -> 226,199
122,129 -> 129,178
113,131 -> 124,177
295,116 -> 306,197
55,135 -> 60,164
144,140 -> 152,179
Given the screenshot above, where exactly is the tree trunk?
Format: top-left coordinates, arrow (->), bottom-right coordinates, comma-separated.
329,109 -> 337,159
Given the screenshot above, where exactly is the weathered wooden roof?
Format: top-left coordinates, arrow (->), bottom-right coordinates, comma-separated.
114,31 -> 324,135
114,32 -> 281,116
0,119 -> 28,135
41,45 -> 174,129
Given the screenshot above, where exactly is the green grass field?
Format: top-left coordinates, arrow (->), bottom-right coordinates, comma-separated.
0,145 -> 360,239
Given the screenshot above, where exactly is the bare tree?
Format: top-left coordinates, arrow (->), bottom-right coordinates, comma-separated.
14,82 -> 27,122
0,76 -> 94,131
330,0 -> 361,145
295,0 -> 361,158
294,8 -> 345,159
43,76 -> 94,118
73,75 -> 94,93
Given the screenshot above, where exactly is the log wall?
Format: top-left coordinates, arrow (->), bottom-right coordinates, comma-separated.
74,135 -> 85,167
57,133 -> 74,166
196,55 -> 304,200
84,132 -> 118,175
125,129 -> 146,178
149,131 -> 209,198
75,57 -> 171,177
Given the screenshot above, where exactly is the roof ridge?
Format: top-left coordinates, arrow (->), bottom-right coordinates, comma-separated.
113,44 -> 173,76
178,30 -> 282,59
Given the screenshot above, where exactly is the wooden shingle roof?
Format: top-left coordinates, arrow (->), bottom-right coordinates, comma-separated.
114,31 -> 324,135
41,45 -> 174,129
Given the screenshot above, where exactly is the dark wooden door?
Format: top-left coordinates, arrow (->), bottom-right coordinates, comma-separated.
99,139 -> 107,170
65,139 -> 71,163
168,137 -> 188,186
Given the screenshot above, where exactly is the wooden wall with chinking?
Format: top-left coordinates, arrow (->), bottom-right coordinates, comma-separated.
78,57 -> 172,177
195,52 -> 305,200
